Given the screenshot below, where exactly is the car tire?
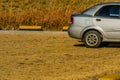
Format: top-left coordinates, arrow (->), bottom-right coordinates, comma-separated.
84,31 -> 102,48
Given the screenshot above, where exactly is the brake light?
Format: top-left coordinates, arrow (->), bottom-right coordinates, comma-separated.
71,17 -> 74,24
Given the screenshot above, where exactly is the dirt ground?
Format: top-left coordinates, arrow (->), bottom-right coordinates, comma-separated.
0,31 -> 120,80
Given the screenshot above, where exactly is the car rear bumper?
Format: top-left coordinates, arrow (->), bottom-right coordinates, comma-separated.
68,24 -> 83,39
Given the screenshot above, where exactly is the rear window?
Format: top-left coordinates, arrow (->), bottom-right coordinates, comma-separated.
82,4 -> 101,16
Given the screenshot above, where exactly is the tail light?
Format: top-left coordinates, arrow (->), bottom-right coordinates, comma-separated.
71,17 -> 74,24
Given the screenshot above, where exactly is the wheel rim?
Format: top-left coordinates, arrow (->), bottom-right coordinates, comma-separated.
86,33 -> 99,46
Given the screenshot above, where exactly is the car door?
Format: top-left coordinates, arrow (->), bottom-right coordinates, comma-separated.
93,5 -> 120,39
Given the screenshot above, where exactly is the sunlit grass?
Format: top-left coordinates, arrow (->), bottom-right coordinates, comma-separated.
0,32 -> 120,80
0,0 -> 120,30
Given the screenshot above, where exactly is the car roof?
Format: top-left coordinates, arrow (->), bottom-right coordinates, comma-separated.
100,2 -> 120,5
82,2 -> 120,16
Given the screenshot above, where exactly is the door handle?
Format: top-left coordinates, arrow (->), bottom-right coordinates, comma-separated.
96,19 -> 101,21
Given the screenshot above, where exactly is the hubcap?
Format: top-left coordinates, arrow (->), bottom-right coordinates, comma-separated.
86,33 -> 99,46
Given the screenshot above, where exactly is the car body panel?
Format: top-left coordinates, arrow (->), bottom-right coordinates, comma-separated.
68,2 -> 120,42
93,17 -> 120,39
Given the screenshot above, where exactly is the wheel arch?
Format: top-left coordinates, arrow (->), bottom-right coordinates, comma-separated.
81,29 -> 103,41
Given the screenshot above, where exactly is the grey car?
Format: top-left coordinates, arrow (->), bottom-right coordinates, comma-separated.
68,2 -> 120,48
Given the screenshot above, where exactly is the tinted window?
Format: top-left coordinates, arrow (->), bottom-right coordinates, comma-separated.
95,5 -> 120,17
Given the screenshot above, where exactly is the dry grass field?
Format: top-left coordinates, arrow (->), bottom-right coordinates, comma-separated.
0,31 -> 120,80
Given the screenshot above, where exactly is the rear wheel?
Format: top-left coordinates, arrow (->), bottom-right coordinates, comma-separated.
84,31 -> 102,48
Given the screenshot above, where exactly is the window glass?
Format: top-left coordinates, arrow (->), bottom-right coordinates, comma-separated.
82,4 -> 101,16
95,5 -> 120,17
110,6 -> 119,17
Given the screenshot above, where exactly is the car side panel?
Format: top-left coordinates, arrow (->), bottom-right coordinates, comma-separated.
93,17 -> 120,39
68,16 -> 93,39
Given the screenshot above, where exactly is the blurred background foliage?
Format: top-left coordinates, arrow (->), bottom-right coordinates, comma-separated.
0,0 -> 119,30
